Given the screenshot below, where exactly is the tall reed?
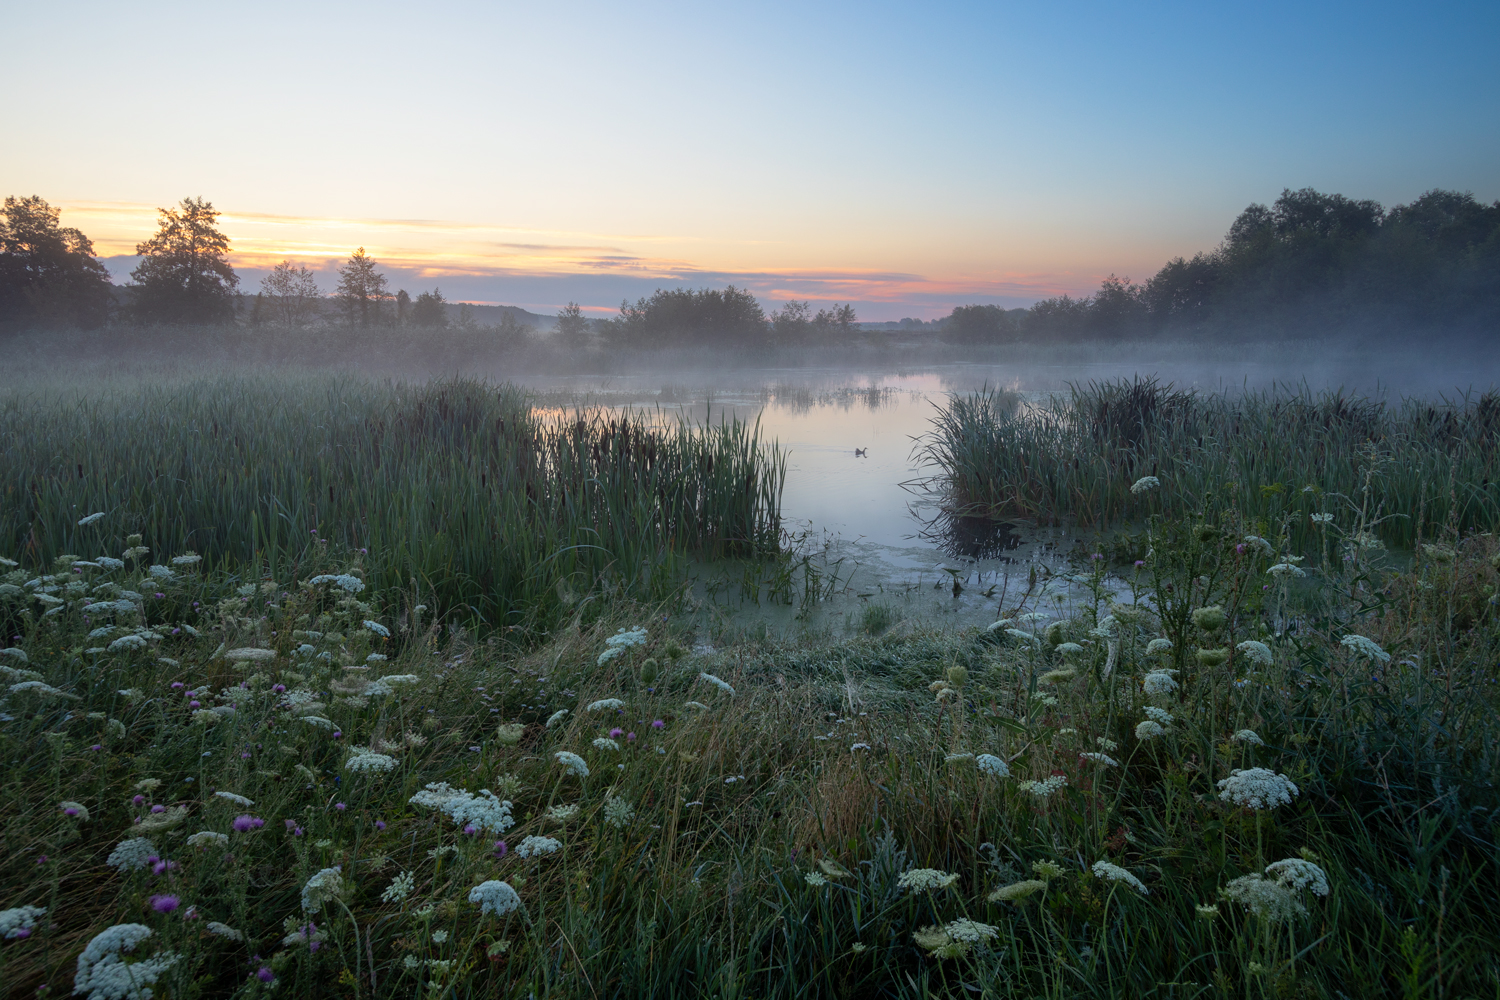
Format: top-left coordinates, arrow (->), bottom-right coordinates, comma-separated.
916,377 -> 1500,547
0,375 -> 784,627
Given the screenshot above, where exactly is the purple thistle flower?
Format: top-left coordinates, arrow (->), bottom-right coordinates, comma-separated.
232,815 -> 256,832
651,719 -> 665,729
334,802 -> 346,811
464,824 -> 478,836
375,820 -> 386,831
150,894 -> 180,913
189,700 -> 200,708
627,731 -> 636,741
257,967 -> 276,983
493,840 -> 507,857
150,804 -> 165,814
609,727 -> 623,738
133,795 -> 145,805
64,807 -> 79,817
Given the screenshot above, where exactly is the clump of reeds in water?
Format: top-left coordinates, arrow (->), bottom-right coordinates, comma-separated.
0,375 -> 785,627
915,376 -> 1500,548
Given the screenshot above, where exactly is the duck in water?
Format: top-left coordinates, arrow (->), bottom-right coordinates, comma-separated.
854,447 -> 867,457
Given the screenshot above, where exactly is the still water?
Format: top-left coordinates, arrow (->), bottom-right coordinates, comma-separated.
518,359 -> 1496,631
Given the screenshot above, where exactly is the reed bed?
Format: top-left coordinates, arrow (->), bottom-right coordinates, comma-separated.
916,377 -> 1500,548
0,375 -> 785,628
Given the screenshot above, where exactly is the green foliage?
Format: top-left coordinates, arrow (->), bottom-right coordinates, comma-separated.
0,195 -> 113,331
128,197 -> 240,325
0,376 -> 785,631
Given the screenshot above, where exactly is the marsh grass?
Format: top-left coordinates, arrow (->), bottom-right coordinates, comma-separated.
916,377 -> 1500,549
1,375 -> 784,630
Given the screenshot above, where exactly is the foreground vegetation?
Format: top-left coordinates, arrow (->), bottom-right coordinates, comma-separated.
918,378 -> 1500,552
1,376 -> 784,631
3,451 -> 1498,997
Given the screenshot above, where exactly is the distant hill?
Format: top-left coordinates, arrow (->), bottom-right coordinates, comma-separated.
444,302 -> 553,328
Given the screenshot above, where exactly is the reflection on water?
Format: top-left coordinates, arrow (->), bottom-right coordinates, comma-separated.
512,359 -> 1496,630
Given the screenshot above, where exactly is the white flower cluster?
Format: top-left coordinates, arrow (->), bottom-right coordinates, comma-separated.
345,749 -> 398,773
407,783 -> 515,834
555,751 -> 590,777
1135,720 -> 1167,741
1339,634 -> 1390,662
975,753 -> 1009,777
1019,775 -> 1068,798
1,904 -> 44,939
1267,563 -> 1306,579
546,709 -> 570,727
106,837 -> 157,872
309,573 -> 364,593
365,674 -> 421,697
591,737 -> 620,751
1130,476 -> 1161,494
897,868 -> 959,892
382,871 -> 415,903
1217,767 -> 1299,810
1091,861 -> 1148,894
301,867 -> 345,912
1229,729 -> 1264,745
698,672 -> 736,696
470,879 -> 522,916
1265,857 -> 1330,897
362,619 -> 390,637
912,918 -> 999,958
602,795 -> 636,829
598,626 -> 648,665
74,923 -> 179,1000
1241,535 -> 1274,557
186,831 -> 229,848
205,921 -> 243,941
1235,640 -> 1273,667
1142,669 -> 1179,697
586,698 -> 625,712
514,835 -> 561,858
214,791 -> 254,807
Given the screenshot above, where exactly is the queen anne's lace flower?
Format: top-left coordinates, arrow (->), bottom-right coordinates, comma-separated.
345,749 -> 397,773
1091,861 -> 1148,894
1144,706 -> 1173,725
598,627 -> 648,665
1,905 -> 45,940
555,751 -> 589,777
514,835 -> 561,858
975,753 -> 1010,777
1218,768 -> 1299,810
805,871 -> 828,886
1268,563 -> 1306,579
545,709 -> 570,727
1135,720 -> 1167,740
912,919 -> 999,958
1340,634 -> 1390,662
1019,775 -> 1068,798
1222,875 -> 1303,922
407,783 -> 514,834
897,868 -> 959,892
602,795 -> 635,829
1229,729 -> 1264,745
698,672 -> 736,696
586,699 -> 624,712
186,831 -> 229,848
988,880 -> 1046,902
214,791 -> 255,807
1079,752 -> 1119,767
1235,640 -> 1273,666
382,871 -> 415,903
1142,670 -> 1179,696
1264,857 -> 1330,897
1130,476 -> 1160,494
301,868 -> 345,912
592,737 -> 620,752
470,879 -> 522,916
74,923 -> 179,1000
106,838 -> 157,872
205,921 -> 242,940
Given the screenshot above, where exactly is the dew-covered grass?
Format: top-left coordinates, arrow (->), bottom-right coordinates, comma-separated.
3,474 -> 1498,997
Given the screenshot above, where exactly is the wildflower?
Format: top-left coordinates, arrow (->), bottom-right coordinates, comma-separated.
514,835 -> 561,858
897,868 -> 959,892
1217,767 -> 1299,810
547,804 -> 580,824
1264,857 -> 1330,897
1142,670 -> 1179,696
213,791 -> 255,808
78,512 -> 107,526
1235,640 -> 1273,666
850,742 -> 871,752
1340,634 -> 1391,662
381,871 -> 415,903
205,921 -> 243,940
224,647 -> 275,662
1130,476 -> 1160,494
1038,668 -> 1075,684
1080,752 -> 1119,767
1191,605 -> 1226,632
545,709 -> 570,728
817,858 -> 853,879
1054,642 -> 1084,657
1,905 -> 44,940
469,880 -> 522,916
944,752 -> 974,763
107,838 -> 157,872
496,722 -> 525,744
187,831 -> 229,848
1222,875 -> 1304,922
9,680 -> 76,699
988,880 -> 1046,902
652,719 -> 665,729
975,753 -> 1010,777
1144,706 -> 1173,725
1196,903 -> 1219,920
684,701 -> 711,711
170,553 -> 202,566
555,751 -> 590,777
230,815 -> 257,833
149,894 -> 180,914
698,672 -> 735,696
430,929 -> 449,944
300,716 -> 335,730
1005,628 -> 1040,644
74,924 -> 178,1000
1018,775 -> 1067,798
805,871 -> 828,886
912,919 -> 998,958
345,749 -> 397,773
61,800 -> 90,822
301,867 -> 345,912
1091,861 -> 1148,894
1135,720 -> 1166,741
1229,729 -> 1264,745
362,620 -> 390,637
1267,563 -> 1306,578
1032,860 -> 1065,879
602,795 -> 635,829
256,966 -> 275,983
407,783 -> 515,834
850,942 -> 867,954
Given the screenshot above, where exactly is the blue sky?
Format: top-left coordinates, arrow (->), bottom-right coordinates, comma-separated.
5,0 -> 1496,317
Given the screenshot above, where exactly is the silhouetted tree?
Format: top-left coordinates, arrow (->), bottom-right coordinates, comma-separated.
129,197 -> 238,324
0,195 -> 113,329
555,302 -> 590,348
607,286 -> 768,350
943,304 -> 1018,344
412,288 -> 448,328
334,247 -> 389,326
260,260 -> 322,326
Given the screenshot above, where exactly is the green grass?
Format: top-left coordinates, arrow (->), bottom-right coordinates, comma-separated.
0,375 -> 785,631
916,377 -> 1500,549
3,471 -> 1498,998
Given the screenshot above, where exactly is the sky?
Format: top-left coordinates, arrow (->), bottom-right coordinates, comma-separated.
5,0 -> 1497,319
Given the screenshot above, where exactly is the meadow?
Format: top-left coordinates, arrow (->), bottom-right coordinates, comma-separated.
2,375 -> 1498,999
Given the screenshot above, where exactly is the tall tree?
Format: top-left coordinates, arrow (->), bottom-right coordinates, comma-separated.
129,196 -> 238,323
412,288 -> 449,328
334,247 -> 389,326
0,195 -> 114,329
555,302 -> 590,347
260,260 -> 322,326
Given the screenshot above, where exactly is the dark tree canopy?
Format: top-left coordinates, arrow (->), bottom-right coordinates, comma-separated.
129,196 -> 239,324
0,195 -> 113,329
334,248 -> 389,327
259,260 -> 322,326
605,286 -> 769,350
412,288 -> 448,328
